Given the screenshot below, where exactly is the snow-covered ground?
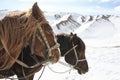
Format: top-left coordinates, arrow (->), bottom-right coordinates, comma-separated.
34,47 -> 120,80
1,11 -> 120,80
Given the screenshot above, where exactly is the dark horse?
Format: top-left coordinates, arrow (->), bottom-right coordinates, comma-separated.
0,33 -> 88,80
57,33 -> 88,74
0,2 -> 60,79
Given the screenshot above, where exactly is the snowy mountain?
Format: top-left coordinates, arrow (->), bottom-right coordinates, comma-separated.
44,12 -> 120,47
45,12 -> 81,34
1,10 -> 120,80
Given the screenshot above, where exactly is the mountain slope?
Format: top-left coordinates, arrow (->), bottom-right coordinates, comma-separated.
45,12 -> 120,47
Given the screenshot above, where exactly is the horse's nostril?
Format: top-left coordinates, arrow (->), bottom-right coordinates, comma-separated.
78,70 -> 82,74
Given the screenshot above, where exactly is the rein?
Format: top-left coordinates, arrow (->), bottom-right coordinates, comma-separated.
0,65 -> 46,80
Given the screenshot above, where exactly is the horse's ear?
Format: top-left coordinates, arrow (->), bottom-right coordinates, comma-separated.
74,33 -> 77,37
70,32 -> 73,36
32,2 -> 42,20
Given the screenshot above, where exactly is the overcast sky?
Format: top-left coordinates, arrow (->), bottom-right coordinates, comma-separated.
0,0 -> 120,15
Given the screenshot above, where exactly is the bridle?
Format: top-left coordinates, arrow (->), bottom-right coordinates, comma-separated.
62,37 -> 86,67
30,21 -> 60,64
37,22 -> 60,57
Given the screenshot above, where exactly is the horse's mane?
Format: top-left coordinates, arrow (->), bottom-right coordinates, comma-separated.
56,33 -> 70,37
0,11 -> 33,49
0,2 -> 45,49
0,2 -> 46,70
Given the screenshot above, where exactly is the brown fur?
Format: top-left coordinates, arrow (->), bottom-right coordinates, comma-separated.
0,2 -> 60,72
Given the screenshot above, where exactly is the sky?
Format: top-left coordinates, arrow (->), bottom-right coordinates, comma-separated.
0,0 -> 120,15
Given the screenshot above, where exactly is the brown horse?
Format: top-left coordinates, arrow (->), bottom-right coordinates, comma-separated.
56,33 -> 88,74
0,33 -> 88,80
0,2 -> 60,79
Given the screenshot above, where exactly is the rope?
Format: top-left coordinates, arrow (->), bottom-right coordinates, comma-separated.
63,45 -> 77,56
72,42 -> 79,66
47,64 -> 72,74
21,50 -> 27,80
38,23 -> 52,56
38,65 -> 46,80
58,61 -> 73,68
0,58 -> 53,80
0,65 -> 44,80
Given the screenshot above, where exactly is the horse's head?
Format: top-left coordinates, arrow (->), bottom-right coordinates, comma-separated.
0,2 -> 60,71
57,33 -> 88,74
27,3 -> 60,63
69,33 -> 88,74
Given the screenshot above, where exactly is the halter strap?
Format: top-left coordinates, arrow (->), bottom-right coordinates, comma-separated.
63,45 -> 77,56
37,22 -> 59,57
62,41 -> 86,67
72,42 -> 86,66
29,22 -> 60,65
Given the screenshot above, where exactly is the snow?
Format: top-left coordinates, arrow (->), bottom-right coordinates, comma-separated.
0,11 -> 120,80
78,18 -> 116,47
33,47 -> 120,80
0,10 -> 8,20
